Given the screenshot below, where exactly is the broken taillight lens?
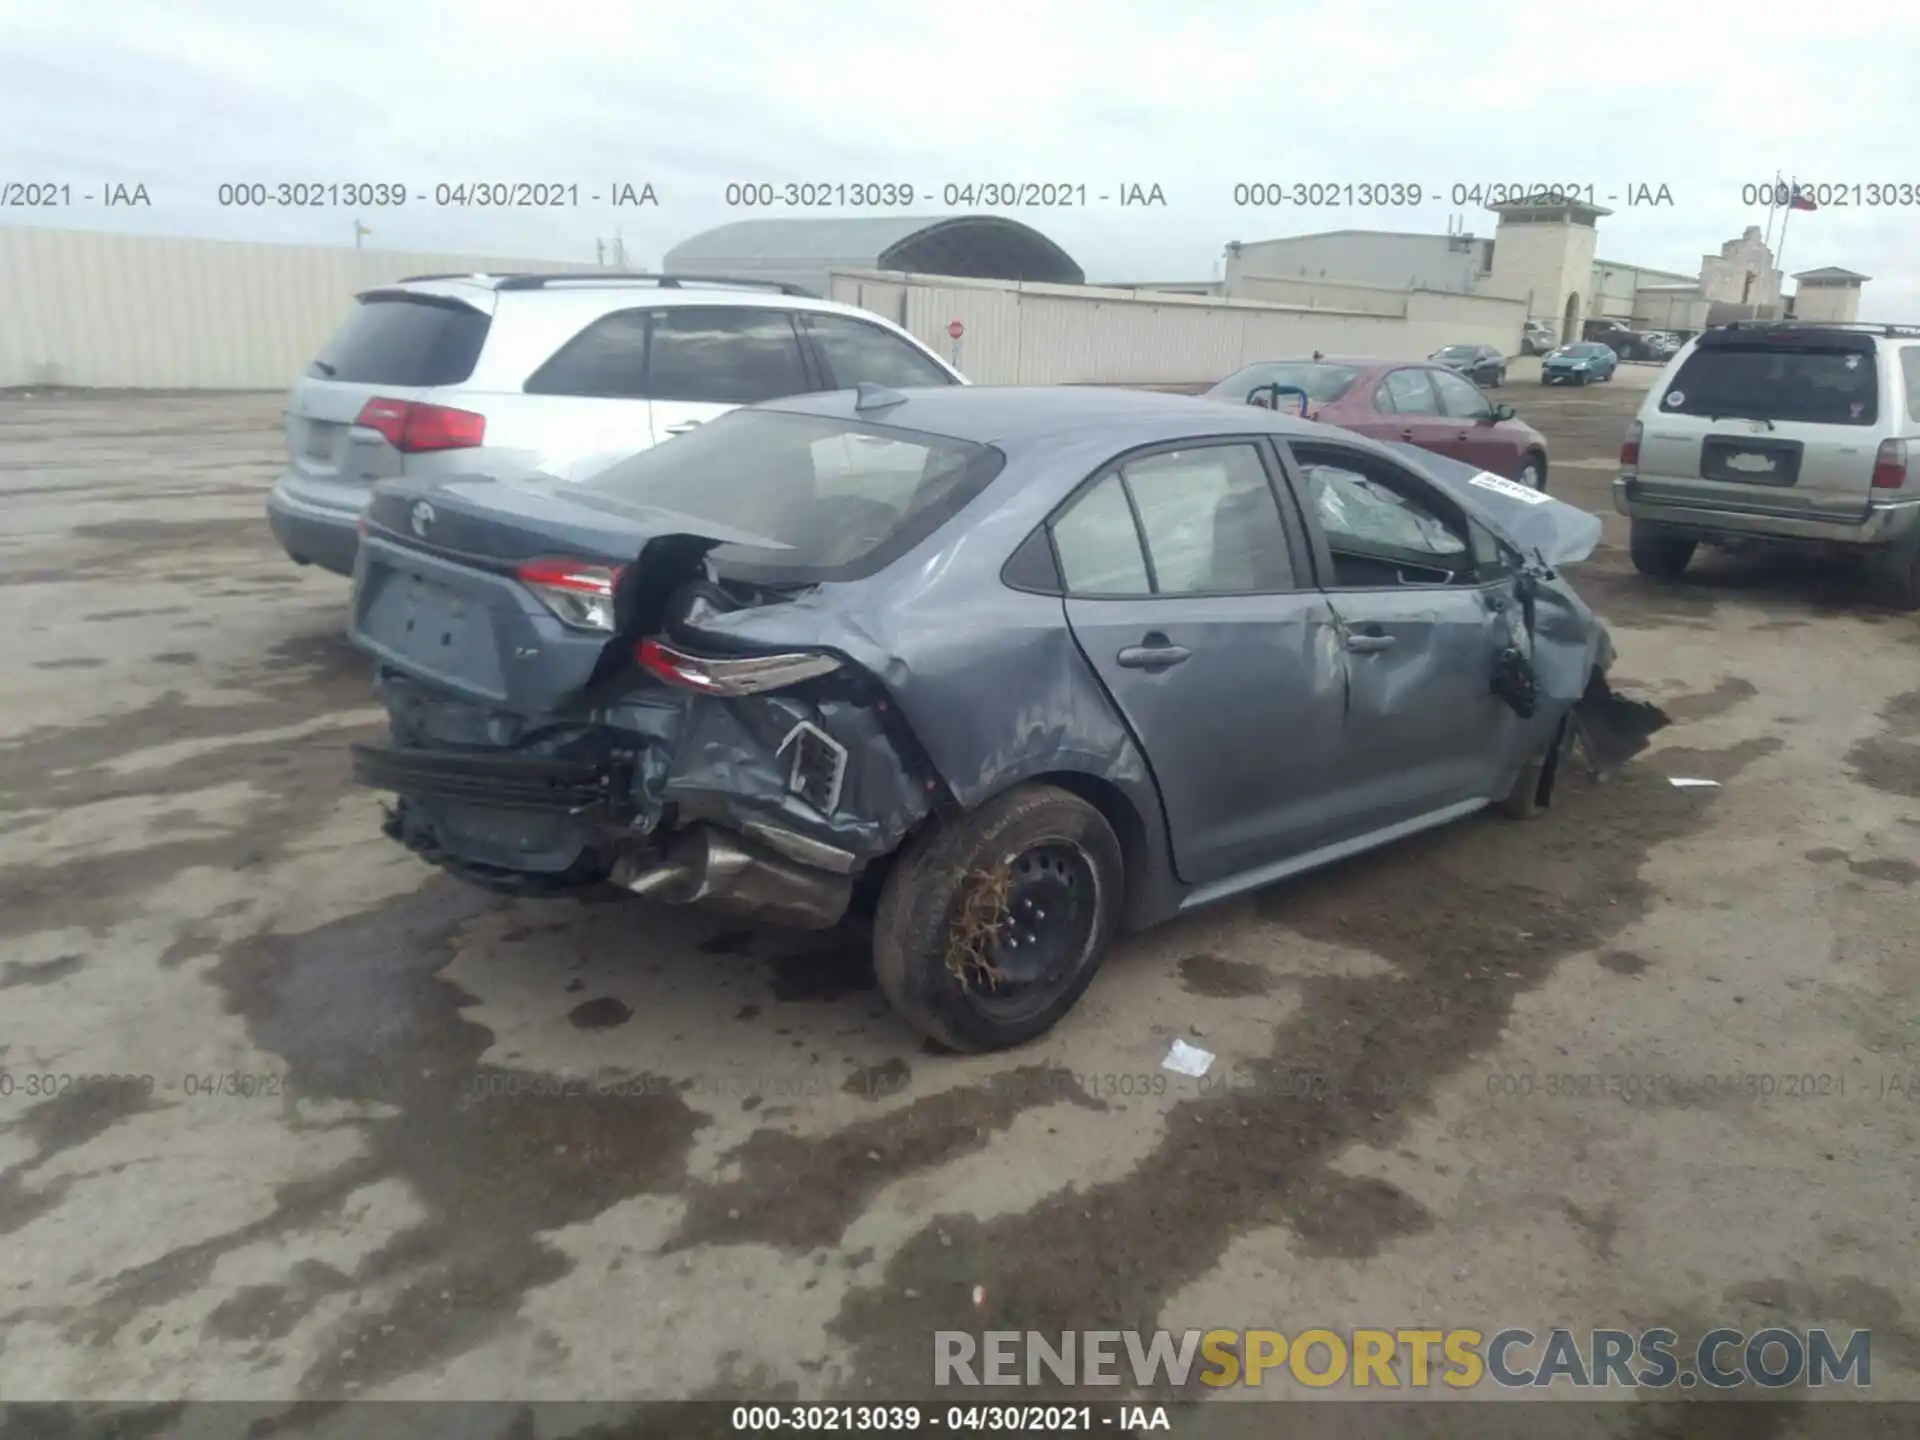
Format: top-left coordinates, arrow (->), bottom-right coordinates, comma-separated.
518,558 -> 624,631
1619,421 -> 1641,468
1871,438 -> 1908,490
635,638 -> 842,696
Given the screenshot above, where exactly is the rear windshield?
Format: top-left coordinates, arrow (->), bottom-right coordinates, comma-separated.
1435,346 -> 1478,360
1663,343 -> 1879,426
577,408 -> 1006,582
307,295 -> 491,385
1207,363 -> 1361,405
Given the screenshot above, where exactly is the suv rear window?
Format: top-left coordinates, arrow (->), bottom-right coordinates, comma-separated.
1663,341 -> 1879,426
308,295 -> 490,386
577,408 -> 1005,582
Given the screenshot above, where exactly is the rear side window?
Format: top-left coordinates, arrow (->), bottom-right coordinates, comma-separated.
1663,342 -> 1879,425
1052,475 -> 1152,595
1376,368 -> 1441,414
1902,347 -> 1920,421
804,313 -> 955,389
523,309 -> 649,397
308,296 -> 489,385
1050,444 -> 1297,596
647,307 -> 810,404
577,408 -> 1003,582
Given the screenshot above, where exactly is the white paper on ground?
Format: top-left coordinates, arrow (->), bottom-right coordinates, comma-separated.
1162,1038 -> 1216,1077
1667,777 -> 1722,788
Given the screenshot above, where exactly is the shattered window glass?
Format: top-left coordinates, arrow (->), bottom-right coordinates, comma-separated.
1299,459 -> 1468,560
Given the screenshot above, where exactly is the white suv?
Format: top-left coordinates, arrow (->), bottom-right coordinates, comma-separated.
266,273 -> 968,575
1616,321 -> 1920,608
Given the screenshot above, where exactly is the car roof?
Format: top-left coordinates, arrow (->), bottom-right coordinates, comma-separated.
364,273 -> 880,319
1223,357 -> 1415,374
759,384 -> 1334,449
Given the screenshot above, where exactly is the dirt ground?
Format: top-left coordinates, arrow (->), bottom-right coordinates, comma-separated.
2,374 -> 1919,1435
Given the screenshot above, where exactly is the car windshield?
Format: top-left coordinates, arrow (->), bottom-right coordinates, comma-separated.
1435,346 -> 1478,360
1559,344 -> 1604,357
1207,362 -> 1362,405
1663,343 -> 1879,425
577,408 -> 1006,579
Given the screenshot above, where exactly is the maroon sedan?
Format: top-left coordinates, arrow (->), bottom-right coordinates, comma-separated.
1203,357 -> 1551,491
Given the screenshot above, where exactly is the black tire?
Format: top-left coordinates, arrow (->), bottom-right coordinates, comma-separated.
1492,719 -> 1572,820
1871,537 -> 1920,611
1629,523 -> 1696,579
873,784 -> 1125,1053
1517,451 -> 1547,492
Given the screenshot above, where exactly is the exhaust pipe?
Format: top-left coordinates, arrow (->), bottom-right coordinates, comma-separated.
620,825 -> 852,930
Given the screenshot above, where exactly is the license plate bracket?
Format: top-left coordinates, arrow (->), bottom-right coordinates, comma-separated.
1701,435 -> 1802,486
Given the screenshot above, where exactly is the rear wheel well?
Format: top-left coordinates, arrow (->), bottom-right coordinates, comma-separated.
1032,771 -> 1151,921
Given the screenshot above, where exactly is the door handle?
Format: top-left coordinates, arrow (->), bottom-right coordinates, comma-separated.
664,421 -> 702,436
1399,427 -> 1416,440
1345,627 -> 1395,653
1116,643 -> 1190,670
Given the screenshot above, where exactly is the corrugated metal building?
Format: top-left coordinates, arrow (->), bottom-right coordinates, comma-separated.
660,215 -> 1084,299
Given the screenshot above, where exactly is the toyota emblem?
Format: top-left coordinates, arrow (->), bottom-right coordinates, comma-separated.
410,501 -> 436,538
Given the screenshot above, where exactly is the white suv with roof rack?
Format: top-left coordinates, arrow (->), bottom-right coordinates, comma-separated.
1615,320 -> 1920,608
265,272 -> 968,576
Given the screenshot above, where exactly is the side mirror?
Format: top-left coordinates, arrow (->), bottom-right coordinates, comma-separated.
1491,402 -> 1516,422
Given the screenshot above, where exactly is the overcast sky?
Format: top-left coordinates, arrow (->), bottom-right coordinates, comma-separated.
4,0 -> 1916,318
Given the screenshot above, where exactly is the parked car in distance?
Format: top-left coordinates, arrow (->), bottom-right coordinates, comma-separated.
1616,320 -> 1920,607
346,385 -> 1645,1051
1542,342 -> 1618,385
1520,319 -> 1557,356
265,273 -> 968,577
1584,318 -> 1655,360
1432,343 -> 1508,387
1204,358 -> 1552,489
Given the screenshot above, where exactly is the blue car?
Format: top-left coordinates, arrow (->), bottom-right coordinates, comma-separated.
1541,342 -> 1618,385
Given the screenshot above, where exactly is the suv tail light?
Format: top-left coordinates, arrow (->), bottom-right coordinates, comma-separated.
1871,438 -> 1908,490
518,558 -> 624,631
356,398 -> 486,453
1620,421 -> 1642,468
636,638 -> 842,696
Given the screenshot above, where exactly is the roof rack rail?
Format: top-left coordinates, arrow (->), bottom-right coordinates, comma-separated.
1718,319 -> 1920,337
484,271 -> 817,296
395,272 -> 499,283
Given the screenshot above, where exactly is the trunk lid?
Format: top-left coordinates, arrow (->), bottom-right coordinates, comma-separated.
350,475 -> 788,715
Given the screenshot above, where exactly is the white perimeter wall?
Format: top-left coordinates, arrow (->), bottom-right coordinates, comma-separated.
831,269 -> 1527,387
0,226 -> 1527,392
0,226 -> 603,389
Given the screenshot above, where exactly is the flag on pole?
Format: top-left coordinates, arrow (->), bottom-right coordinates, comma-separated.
1787,183 -> 1818,212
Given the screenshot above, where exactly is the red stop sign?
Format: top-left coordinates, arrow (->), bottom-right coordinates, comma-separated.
947,320 -> 964,340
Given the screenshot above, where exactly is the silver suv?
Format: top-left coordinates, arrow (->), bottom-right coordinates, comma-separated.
1615,321 -> 1920,608
266,273 -> 967,576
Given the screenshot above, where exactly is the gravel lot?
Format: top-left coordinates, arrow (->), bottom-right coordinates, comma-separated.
3,374 -> 1918,1430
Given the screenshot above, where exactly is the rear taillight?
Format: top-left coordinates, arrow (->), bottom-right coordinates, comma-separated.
355,398 -> 486,453
1620,421 -> 1641,468
1872,438 -> 1908,490
517,558 -> 624,632
635,638 -> 842,696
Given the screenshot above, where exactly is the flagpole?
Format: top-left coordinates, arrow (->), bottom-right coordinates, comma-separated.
1775,179 -> 1795,316
1754,172 -> 1780,318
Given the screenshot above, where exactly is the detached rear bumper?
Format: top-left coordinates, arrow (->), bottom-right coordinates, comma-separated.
350,743 -> 627,814
1613,478 -> 1920,548
351,742 -> 855,926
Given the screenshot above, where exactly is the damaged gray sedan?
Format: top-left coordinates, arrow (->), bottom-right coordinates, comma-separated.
347,385 -> 1653,1051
